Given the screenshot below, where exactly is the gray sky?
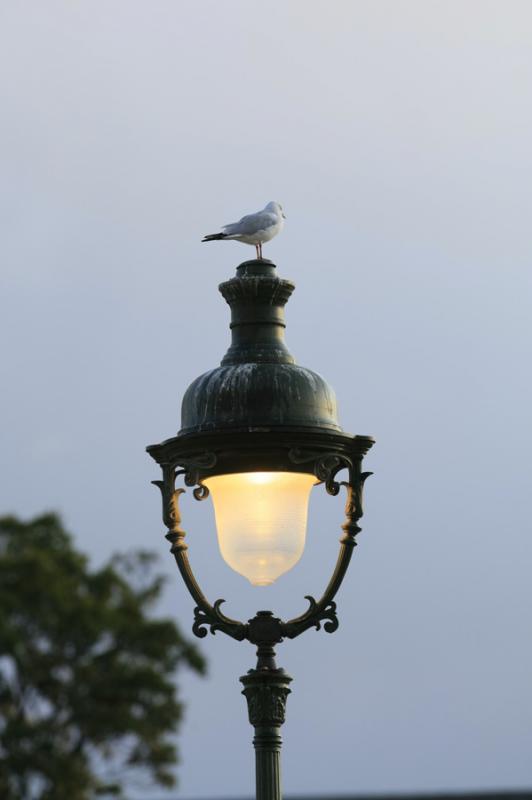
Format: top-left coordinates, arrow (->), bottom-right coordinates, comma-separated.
1,1 -> 532,797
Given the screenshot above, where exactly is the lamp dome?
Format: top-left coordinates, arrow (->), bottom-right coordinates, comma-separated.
179,260 -> 341,436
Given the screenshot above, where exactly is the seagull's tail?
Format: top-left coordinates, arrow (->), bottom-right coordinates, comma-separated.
202,233 -> 227,242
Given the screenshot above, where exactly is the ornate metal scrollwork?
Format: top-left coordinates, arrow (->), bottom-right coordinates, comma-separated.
174,452 -> 217,500
288,448 -> 352,495
281,596 -> 338,638
191,483 -> 210,501
192,598 -> 247,641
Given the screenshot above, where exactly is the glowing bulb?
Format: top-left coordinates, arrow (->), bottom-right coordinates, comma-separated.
203,471 -> 315,586
247,472 -> 275,485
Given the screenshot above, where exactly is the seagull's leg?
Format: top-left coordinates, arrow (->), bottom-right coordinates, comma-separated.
258,242 -> 263,259
255,243 -> 260,259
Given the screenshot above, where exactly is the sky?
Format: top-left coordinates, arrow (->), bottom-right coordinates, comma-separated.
1,0 -> 532,797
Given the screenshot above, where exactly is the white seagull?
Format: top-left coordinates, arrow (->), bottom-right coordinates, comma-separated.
202,201 -> 285,259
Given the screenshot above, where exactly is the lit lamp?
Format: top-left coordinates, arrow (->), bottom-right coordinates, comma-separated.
147,259 -> 373,800
205,470 -> 316,586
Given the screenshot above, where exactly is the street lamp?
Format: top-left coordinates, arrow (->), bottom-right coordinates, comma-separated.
147,258 -> 374,800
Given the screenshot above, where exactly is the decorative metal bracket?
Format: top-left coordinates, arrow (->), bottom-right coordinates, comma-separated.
282,453 -> 372,639
152,464 -> 246,643
288,447 -> 351,494
152,451 -> 372,659
174,452 -> 217,500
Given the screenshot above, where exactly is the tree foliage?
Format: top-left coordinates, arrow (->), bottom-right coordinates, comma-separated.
0,513 -> 206,799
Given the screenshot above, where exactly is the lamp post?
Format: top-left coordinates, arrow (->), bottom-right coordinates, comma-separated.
147,258 -> 374,800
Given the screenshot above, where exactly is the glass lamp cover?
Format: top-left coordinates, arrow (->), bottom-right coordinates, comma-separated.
203,471 -> 316,586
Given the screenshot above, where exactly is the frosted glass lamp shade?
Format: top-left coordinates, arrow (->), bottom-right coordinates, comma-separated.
203,471 -> 316,586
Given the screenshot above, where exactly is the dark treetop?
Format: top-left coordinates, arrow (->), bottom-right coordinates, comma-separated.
0,513 -> 206,800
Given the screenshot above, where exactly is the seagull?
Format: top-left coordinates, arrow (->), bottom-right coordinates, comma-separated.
202,201 -> 285,259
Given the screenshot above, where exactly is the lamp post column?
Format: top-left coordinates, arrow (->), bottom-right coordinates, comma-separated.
241,665 -> 292,800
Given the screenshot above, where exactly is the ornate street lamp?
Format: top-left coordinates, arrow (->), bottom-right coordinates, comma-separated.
147,258 -> 374,800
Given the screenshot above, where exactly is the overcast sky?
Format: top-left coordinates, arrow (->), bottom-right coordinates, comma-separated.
1,1 -> 532,798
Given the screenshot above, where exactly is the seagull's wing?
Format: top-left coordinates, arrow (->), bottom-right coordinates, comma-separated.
223,210 -> 277,236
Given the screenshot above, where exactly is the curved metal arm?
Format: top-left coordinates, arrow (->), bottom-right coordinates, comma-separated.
281,462 -> 372,639
152,465 -> 247,641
